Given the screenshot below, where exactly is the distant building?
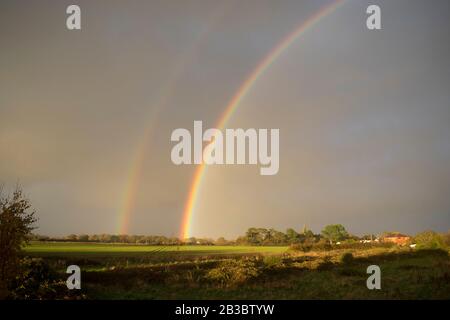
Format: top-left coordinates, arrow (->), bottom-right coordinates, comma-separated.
359,238 -> 380,244
382,233 -> 411,245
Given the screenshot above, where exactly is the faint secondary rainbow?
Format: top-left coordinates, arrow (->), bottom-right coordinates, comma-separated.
117,126 -> 152,235
180,0 -> 346,239
117,3 -> 233,235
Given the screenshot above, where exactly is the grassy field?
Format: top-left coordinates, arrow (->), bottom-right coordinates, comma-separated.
24,242 -> 287,267
25,242 -> 287,255
22,242 -> 450,299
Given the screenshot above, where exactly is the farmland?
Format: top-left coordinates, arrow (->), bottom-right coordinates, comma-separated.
25,242 -> 287,255
22,242 -> 450,299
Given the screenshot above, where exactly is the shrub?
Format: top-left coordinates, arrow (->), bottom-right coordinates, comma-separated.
205,259 -> 260,287
414,231 -> 446,250
290,240 -> 393,252
7,257 -> 81,300
0,188 -> 37,284
263,255 -> 284,269
312,239 -> 333,251
442,231 -> 450,247
289,243 -> 312,252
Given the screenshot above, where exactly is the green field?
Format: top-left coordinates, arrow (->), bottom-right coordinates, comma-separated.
24,242 -> 288,267
21,242 -> 450,299
25,242 -> 287,255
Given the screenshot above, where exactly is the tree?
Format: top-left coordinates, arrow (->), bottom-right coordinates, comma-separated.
245,228 -> 262,245
443,230 -> 450,247
321,224 -> 349,245
300,226 -> 315,242
267,229 -> 287,245
77,234 -> 89,242
414,231 -> 445,249
66,234 -> 77,241
215,237 -> 228,245
0,187 -> 37,285
88,234 -> 99,242
235,236 -> 248,245
286,228 -> 299,244
100,233 -> 112,242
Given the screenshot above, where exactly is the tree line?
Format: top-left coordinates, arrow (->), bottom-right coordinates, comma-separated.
29,224 -> 368,246
30,225 -> 450,248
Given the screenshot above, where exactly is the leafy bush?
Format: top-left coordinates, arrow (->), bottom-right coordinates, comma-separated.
337,241 -> 394,250
205,259 -> 260,287
0,188 -> 37,284
442,231 -> 450,247
7,257 -> 81,300
289,240 -> 393,252
290,240 -> 333,252
312,239 -> 333,251
263,255 -> 284,269
289,243 -> 312,252
414,231 -> 446,250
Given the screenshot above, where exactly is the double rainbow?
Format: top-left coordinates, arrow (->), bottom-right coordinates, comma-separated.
117,0 -> 346,237
180,0 -> 345,239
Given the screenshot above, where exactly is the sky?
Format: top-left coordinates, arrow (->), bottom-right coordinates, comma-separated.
0,0 -> 449,238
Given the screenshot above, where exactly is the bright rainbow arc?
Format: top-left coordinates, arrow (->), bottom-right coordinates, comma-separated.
180,0 -> 346,239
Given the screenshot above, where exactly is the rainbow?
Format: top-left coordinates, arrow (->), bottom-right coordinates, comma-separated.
117,126 -> 152,235
180,0 -> 346,239
116,3 -> 233,234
